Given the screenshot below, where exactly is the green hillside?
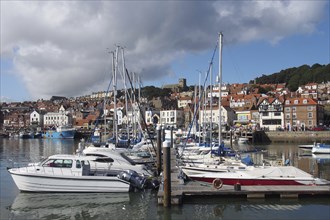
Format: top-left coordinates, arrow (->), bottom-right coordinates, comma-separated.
250,63 -> 330,91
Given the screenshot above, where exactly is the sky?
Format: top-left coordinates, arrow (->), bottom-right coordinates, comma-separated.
1,0 -> 329,102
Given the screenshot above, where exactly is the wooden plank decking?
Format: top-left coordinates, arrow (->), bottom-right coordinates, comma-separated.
157,148 -> 330,206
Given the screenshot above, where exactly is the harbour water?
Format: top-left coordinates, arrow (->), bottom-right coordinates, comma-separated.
1,138 -> 329,220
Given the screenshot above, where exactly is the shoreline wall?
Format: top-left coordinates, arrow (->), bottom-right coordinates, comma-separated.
254,131 -> 330,143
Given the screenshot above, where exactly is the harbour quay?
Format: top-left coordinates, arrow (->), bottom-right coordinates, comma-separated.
216,130 -> 330,144
262,131 -> 330,143
157,148 -> 330,206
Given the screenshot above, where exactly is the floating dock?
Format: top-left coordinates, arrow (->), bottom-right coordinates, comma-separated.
157,148 -> 330,206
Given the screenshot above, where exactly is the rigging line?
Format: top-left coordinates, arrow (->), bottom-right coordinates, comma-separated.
124,68 -> 157,155
86,76 -> 113,143
179,40 -> 219,158
122,75 -> 145,139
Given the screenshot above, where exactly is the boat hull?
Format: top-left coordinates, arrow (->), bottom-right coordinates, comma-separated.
189,176 -> 314,186
312,143 -> 330,154
43,130 -> 75,139
9,170 -> 130,192
185,166 -> 328,186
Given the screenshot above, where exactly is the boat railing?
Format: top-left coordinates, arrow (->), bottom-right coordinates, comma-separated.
11,164 -> 83,176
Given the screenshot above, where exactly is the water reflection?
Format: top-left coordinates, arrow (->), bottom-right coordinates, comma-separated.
183,197 -> 330,220
9,193 -> 130,220
250,143 -> 330,181
1,139 -> 78,165
1,139 -> 330,220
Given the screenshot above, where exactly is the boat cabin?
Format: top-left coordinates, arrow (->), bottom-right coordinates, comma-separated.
35,155 -> 113,176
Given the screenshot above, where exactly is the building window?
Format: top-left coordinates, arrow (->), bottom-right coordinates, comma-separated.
263,119 -> 281,125
285,107 -> 290,112
262,112 -> 269,116
274,112 -> 281,116
286,114 -> 290,119
308,120 -> 313,126
292,107 -> 296,112
303,99 -> 307,104
292,113 -> 296,119
294,100 -> 299,104
308,112 -> 313,118
307,106 -> 313,111
285,100 -> 290,104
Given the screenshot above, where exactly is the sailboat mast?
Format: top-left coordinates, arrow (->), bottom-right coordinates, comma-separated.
121,47 -> 130,141
114,46 -> 119,146
198,72 -> 201,145
209,63 -> 213,146
218,32 -> 223,147
133,72 -> 137,138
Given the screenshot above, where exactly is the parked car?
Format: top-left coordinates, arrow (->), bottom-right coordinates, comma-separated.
311,126 -> 327,131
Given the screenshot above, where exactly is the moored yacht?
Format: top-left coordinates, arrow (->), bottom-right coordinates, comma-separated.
184,165 -> 329,187
82,144 -> 154,177
7,154 -> 147,192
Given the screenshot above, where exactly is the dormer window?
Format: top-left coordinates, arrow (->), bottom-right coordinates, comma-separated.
285,100 -> 290,104
274,104 -> 281,111
303,99 -> 307,104
294,100 -> 299,104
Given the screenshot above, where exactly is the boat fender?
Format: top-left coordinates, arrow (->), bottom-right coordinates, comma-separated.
213,178 -> 223,189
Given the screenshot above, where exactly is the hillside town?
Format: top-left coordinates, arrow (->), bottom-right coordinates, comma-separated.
1,79 -> 330,138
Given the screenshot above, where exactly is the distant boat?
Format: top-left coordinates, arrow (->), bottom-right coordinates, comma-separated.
90,127 -> 102,143
312,143 -> 330,154
19,131 -> 34,139
298,143 -> 316,150
237,137 -> 249,144
43,125 -> 76,139
34,132 -> 42,138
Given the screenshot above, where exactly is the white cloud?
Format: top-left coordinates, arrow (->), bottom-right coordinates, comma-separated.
0,1 -> 327,100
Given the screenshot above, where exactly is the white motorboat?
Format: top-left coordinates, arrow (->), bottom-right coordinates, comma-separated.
312,143 -> 330,154
7,154 -> 146,192
82,145 -> 154,176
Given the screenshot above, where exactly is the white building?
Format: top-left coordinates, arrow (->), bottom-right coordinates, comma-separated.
208,84 -> 229,98
258,97 -> 284,131
199,105 -> 236,129
145,110 -> 160,126
30,110 -> 43,126
160,109 -> 184,128
43,105 -> 72,127
177,96 -> 192,108
122,105 -> 140,126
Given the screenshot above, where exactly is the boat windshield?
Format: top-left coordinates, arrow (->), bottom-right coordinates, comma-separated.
37,157 -> 49,166
42,159 -> 73,168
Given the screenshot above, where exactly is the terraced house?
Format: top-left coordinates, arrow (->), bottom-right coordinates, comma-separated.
284,97 -> 324,131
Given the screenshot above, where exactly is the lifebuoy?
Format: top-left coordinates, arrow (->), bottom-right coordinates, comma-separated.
212,178 -> 223,189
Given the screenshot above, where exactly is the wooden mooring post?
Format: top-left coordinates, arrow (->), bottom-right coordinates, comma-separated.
156,125 -> 162,176
162,139 -> 171,207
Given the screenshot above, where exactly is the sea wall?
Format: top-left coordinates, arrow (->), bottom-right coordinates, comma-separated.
254,131 -> 330,143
